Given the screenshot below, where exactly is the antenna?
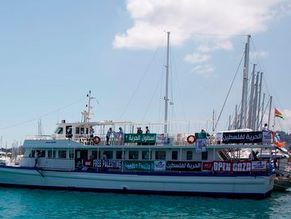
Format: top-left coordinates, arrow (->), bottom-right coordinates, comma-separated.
82,90 -> 94,122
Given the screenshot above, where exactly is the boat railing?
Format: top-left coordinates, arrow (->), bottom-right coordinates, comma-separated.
26,135 -> 54,140
26,132 -> 273,148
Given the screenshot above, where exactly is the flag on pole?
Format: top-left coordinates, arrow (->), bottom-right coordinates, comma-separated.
274,108 -> 284,119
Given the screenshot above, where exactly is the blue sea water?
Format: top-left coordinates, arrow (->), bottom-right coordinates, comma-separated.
0,188 -> 290,219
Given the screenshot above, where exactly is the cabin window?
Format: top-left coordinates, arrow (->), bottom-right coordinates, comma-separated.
142,151 -> 151,160
55,127 -> 63,134
76,151 -> 81,159
91,151 -> 98,160
186,151 -> 193,160
29,150 -> 35,158
116,151 -> 123,160
75,127 -> 80,134
103,151 -> 113,159
201,151 -> 208,160
58,150 -> 67,159
129,151 -> 139,160
80,127 -> 84,134
172,151 -> 178,160
66,126 -> 73,138
48,150 -> 56,158
37,150 -> 45,158
155,151 -> 166,160
69,150 -> 74,159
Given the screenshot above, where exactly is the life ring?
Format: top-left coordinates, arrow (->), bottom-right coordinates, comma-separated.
187,135 -> 196,144
93,136 -> 101,145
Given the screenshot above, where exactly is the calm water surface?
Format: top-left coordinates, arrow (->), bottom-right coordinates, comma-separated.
0,188 -> 290,219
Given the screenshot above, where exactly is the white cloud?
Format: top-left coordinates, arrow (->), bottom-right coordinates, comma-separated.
184,53 -> 210,63
192,64 -> 215,77
250,50 -> 269,59
196,41 -> 233,53
113,0 -> 288,49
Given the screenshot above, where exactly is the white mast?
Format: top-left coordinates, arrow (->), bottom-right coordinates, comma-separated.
212,109 -> 215,133
234,105 -> 238,129
256,72 -> 263,129
239,35 -> 251,129
247,64 -> 256,129
252,72 -> 259,130
82,90 -> 94,123
267,96 -> 272,129
164,32 -> 170,134
228,115 -> 232,130
259,93 -> 266,128
38,119 -> 43,136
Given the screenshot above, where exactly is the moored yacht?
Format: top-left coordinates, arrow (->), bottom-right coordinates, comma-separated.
0,95 -> 277,198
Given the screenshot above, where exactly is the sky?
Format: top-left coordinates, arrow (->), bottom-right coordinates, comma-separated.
0,0 -> 291,146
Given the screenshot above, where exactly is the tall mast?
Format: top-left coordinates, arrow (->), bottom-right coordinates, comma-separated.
239,35 -> 251,129
247,64 -> 256,129
38,119 -> 43,136
212,109 -> 215,133
256,72 -> 263,129
234,105 -> 238,129
252,72 -> 259,130
259,93 -> 266,128
164,32 -> 170,134
267,96 -> 272,129
228,115 -> 232,130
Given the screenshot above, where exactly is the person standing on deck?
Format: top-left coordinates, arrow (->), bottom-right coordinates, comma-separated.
106,128 -> 113,145
137,127 -> 143,134
145,126 -> 150,134
118,127 -> 124,145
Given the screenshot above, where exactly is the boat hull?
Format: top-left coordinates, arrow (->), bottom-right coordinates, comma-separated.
0,166 -> 274,199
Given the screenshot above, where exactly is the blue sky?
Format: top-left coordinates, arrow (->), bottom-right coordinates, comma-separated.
0,0 -> 290,146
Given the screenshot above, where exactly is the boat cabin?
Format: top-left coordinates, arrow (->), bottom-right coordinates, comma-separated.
21,125 -> 275,174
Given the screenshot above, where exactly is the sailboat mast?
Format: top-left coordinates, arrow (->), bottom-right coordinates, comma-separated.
256,72 -> 263,129
259,93 -> 266,128
240,35 -> 251,129
252,72 -> 259,130
247,64 -> 256,129
164,32 -> 170,134
267,96 -> 272,129
234,105 -> 238,129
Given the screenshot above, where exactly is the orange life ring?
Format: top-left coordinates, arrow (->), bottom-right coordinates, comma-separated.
187,135 -> 196,144
93,136 -> 101,145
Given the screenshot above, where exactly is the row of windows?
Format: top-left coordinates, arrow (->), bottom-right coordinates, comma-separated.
101,150 -> 208,161
29,150 -> 74,159
55,126 -> 90,135
29,149 -> 208,161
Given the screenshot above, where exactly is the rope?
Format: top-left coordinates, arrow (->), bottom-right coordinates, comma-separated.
214,50 -> 245,131
119,48 -> 160,120
0,97 -> 85,130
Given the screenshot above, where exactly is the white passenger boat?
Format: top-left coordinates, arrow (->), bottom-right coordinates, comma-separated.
0,34 -> 284,199
0,93 -> 277,199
